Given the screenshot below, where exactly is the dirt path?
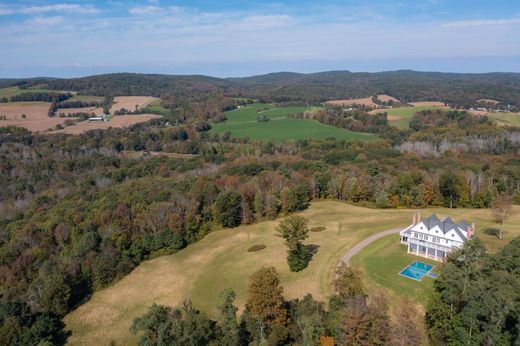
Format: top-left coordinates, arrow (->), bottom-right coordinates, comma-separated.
337,228 -> 402,267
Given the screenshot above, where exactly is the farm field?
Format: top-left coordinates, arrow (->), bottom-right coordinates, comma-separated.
142,100 -> 171,116
370,105 -> 450,129
408,101 -> 446,107
56,114 -> 162,134
211,103 -> 377,141
325,94 -> 400,108
0,101 -> 77,132
486,112 -> 520,126
64,201 -> 520,345
110,96 -> 158,113
56,106 -> 103,116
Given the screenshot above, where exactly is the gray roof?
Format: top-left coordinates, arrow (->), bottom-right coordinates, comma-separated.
423,214 -> 440,229
419,214 -> 468,241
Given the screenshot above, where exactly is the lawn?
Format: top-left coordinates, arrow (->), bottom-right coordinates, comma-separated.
350,235 -> 437,306
64,201 -> 520,345
211,103 -> 377,142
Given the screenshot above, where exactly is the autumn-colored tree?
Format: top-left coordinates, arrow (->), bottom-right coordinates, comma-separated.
334,264 -> 366,299
337,292 -> 391,346
389,297 -> 426,346
491,193 -> 513,239
246,267 -> 288,329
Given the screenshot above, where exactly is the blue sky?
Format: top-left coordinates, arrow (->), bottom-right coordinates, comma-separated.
0,0 -> 519,77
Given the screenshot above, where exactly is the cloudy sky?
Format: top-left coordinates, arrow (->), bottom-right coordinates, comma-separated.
0,0 -> 519,77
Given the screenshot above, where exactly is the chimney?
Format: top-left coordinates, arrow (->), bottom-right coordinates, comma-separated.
412,213 -> 420,225
468,222 -> 476,239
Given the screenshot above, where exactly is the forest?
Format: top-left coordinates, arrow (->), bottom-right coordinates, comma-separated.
1,72 -> 520,345
2,71 -> 520,108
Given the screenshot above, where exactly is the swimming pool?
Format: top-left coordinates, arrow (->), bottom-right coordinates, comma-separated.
399,261 -> 434,281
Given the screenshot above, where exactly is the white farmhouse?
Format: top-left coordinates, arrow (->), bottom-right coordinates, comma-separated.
399,213 -> 475,261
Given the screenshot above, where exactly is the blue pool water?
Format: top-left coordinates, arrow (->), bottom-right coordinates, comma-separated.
399,261 -> 434,281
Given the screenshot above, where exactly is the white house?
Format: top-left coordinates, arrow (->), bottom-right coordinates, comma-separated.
399,213 -> 475,261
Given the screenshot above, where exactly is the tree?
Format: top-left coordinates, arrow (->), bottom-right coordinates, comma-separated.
281,184 -> 310,212
214,191 -> 242,228
390,298 -> 425,346
246,267 -> 287,330
333,264 -> 366,300
293,294 -> 326,346
439,172 -> 461,208
130,302 -> 216,346
277,216 -> 312,271
491,193 -> 513,239
277,215 -> 309,250
217,289 -> 239,346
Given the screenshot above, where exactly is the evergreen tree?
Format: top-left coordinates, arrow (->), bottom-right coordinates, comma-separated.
217,289 -> 239,346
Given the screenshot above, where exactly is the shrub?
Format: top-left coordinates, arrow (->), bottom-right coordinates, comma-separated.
247,244 -> 266,252
310,226 -> 325,232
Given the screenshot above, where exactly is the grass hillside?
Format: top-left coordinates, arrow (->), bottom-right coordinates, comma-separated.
382,106 -> 449,129
65,201 -> 520,345
211,103 -> 377,142
0,86 -> 68,99
487,112 -> 520,126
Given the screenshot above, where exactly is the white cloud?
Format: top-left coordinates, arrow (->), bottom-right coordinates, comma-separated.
0,3 -> 98,15
29,16 -> 64,26
129,5 -> 164,16
442,18 -> 520,28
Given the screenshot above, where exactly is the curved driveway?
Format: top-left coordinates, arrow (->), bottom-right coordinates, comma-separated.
337,228 -> 402,268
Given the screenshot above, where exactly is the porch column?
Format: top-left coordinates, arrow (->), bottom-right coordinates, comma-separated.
407,242 -> 410,253
434,249 -> 438,261
416,244 -> 419,255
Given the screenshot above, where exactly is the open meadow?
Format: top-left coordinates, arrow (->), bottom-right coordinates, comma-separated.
325,94 -> 400,108
64,201 -> 520,345
211,103 -> 377,142
369,105 -> 450,129
110,96 -> 158,113
0,101 -> 78,132
486,112 -> 520,126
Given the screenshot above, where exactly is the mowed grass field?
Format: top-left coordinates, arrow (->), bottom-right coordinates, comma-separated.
211,103 -> 377,142
371,106 -> 449,129
350,235 -> 437,306
64,201 -> 520,345
487,112 -> 520,126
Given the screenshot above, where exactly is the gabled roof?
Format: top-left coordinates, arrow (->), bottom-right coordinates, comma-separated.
423,214 -> 440,229
417,214 -> 469,241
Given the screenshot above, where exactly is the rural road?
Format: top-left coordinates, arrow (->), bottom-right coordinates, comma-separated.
337,228 -> 402,267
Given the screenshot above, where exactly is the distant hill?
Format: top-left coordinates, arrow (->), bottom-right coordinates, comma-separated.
4,70 -> 520,107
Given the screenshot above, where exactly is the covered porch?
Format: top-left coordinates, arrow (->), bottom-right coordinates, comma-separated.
408,242 -> 447,262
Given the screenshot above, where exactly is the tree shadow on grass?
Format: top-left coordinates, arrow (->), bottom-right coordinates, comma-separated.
482,227 -> 501,239
305,244 -> 320,263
